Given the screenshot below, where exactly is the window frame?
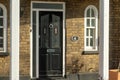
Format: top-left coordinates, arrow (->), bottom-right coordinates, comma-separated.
0,3 -> 7,52
84,5 -> 98,51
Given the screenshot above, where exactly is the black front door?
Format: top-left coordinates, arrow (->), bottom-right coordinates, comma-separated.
39,11 -> 63,76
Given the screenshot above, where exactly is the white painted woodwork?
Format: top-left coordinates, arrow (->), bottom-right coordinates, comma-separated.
10,0 -> 20,80
99,0 -> 109,80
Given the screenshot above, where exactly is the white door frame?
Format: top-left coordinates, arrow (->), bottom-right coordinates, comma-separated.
30,1 -> 66,78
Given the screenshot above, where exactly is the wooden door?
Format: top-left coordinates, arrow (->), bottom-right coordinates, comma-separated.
39,11 -> 63,76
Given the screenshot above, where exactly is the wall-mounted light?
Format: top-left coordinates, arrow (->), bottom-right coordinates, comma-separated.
71,36 -> 79,41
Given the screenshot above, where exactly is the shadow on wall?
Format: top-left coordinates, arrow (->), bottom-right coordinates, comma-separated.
66,55 -> 84,74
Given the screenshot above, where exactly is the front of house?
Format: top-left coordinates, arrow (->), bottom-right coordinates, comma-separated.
0,0 -> 116,80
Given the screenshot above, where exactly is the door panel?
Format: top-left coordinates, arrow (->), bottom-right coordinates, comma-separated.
51,14 -> 61,48
39,11 -> 63,76
40,14 -> 49,48
51,54 -> 61,70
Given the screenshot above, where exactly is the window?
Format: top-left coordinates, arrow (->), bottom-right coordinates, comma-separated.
84,5 -> 98,51
0,3 -> 7,52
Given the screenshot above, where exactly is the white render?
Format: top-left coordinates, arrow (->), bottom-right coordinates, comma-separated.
99,0 -> 109,80
10,0 -> 20,80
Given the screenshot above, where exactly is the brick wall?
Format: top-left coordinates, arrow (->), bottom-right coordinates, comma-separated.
65,0 -> 99,74
0,0 -> 10,76
20,0 -> 31,76
0,0 -> 99,76
109,0 -> 120,69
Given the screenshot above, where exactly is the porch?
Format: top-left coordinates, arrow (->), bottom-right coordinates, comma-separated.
0,0 -> 109,80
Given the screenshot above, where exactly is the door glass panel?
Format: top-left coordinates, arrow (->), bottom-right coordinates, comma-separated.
33,11 -> 36,53
0,7 -> 3,16
32,11 -> 37,77
33,3 -> 63,9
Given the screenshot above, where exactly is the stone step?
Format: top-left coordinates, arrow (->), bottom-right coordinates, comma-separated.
37,72 -> 99,80
39,77 -> 68,80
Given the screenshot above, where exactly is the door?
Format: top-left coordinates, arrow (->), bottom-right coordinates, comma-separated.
39,11 -> 63,76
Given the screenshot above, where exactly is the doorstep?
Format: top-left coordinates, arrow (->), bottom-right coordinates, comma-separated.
37,72 -> 99,80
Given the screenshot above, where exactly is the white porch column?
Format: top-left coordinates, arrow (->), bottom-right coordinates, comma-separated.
99,0 -> 109,80
10,0 -> 20,80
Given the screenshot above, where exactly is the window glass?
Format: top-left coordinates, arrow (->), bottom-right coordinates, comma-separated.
0,7 -> 3,16
90,38 -> 93,46
90,28 -> 94,36
87,8 -> 90,17
0,28 -> 3,37
0,39 -> 3,48
86,38 -> 89,46
87,19 -> 90,27
0,18 -> 3,26
91,19 -> 95,27
91,9 -> 95,17
86,28 -> 89,36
